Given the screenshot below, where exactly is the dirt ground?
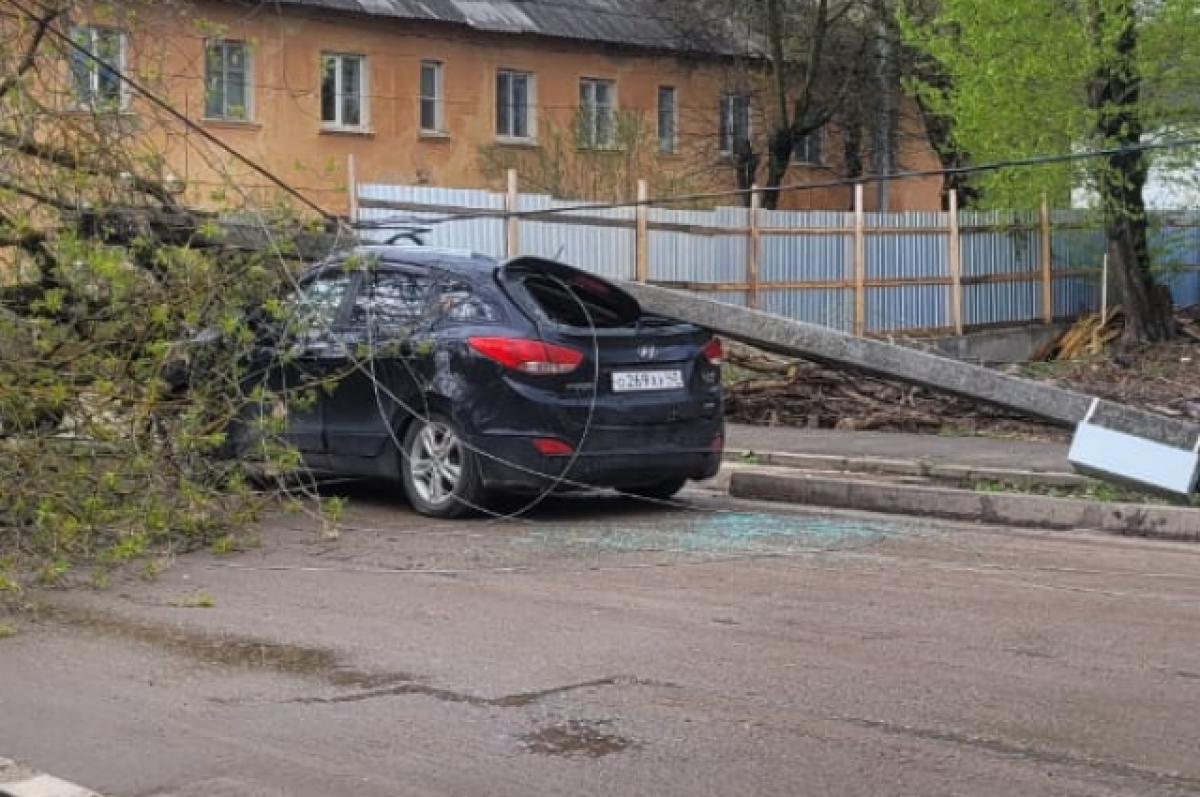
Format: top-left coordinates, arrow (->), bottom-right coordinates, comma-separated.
725,309 -> 1200,441
1021,340 -> 1200,422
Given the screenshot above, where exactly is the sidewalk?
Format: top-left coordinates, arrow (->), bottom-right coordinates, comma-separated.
720,423 -> 1200,541
0,757 -> 100,797
727,425 -> 1072,474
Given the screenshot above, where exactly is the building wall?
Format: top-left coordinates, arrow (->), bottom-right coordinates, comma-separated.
114,2 -> 943,216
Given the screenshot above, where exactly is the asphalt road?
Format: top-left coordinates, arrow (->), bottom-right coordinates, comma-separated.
3,486 -> 1200,797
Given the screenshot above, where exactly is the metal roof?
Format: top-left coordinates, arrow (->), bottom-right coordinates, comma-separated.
268,0 -> 759,56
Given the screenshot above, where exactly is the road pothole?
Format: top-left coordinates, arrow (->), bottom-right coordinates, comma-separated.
521,720 -> 636,758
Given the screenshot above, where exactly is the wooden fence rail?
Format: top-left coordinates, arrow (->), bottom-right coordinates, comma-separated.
355,168 -> 1200,338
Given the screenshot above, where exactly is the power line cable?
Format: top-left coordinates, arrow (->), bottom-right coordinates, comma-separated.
0,1 -> 864,530
355,135 -> 1200,231
9,0 -> 336,223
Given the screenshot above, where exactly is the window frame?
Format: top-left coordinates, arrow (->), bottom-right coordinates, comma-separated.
204,39 -> 252,122
419,60 -> 444,134
287,270 -> 356,343
495,69 -> 536,142
352,268 -> 438,332
70,26 -> 128,112
718,91 -> 752,157
657,86 -> 677,155
578,77 -> 617,150
321,52 -> 368,131
792,129 -> 824,165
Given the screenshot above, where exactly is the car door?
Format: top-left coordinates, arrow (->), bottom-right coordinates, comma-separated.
322,264 -> 438,471
262,267 -> 357,465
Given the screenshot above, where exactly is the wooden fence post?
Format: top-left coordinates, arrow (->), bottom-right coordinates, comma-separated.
948,189 -> 964,336
1040,192 -> 1054,323
853,183 -> 866,336
748,185 -> 761,309
635,179 -> 649,283
505,168 -> 519,257
347,154 -> 359,225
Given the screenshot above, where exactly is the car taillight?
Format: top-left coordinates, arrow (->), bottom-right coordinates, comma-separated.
467,337 -> 583,375
701,336 -> 724,366
533,437 -> 575,456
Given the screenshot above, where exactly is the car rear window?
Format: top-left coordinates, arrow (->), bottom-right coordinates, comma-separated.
507,271 -> 640,329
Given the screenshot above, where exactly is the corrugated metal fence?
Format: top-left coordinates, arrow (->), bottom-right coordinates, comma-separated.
356,178 -> 1200,337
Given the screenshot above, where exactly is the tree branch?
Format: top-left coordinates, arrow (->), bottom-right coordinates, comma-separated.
0,2 -> 62,102
0,128 -> 177,207
0,175 -> 73,210
0,206 -> 46,251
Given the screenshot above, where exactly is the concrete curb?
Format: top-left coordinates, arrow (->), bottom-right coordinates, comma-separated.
725,448 -> 1090,490
0,759 -> 101,797
728,469 -> 1200,541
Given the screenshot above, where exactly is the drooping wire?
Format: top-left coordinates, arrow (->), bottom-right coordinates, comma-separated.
8,0 -> 337,225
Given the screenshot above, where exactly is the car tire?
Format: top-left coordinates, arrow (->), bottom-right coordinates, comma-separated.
620,478 -> 687,501
400,413 -> 485,519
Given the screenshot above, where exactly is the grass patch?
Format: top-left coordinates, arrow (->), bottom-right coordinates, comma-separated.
972,478 -> 1197,506
175,589 -> 215,609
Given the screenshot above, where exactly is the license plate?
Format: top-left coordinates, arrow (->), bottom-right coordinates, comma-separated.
612,369 -> 684,392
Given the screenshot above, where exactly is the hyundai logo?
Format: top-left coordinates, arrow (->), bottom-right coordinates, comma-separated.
637,344 -> 658,360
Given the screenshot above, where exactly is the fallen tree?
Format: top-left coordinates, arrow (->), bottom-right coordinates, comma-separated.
0,1 -> 337,588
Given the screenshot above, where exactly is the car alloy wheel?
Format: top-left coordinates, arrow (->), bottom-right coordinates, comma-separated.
401,414 -> 484,518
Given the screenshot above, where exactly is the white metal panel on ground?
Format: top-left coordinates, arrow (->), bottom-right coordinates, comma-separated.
1070,418 -> 1200,495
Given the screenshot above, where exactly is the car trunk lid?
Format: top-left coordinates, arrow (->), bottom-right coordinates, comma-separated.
496,258 -> 721,426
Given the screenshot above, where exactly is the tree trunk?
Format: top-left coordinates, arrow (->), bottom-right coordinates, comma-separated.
761,127 -> 795,210
842,109 -> 865,211
1088,0 -> 1172,344
732,138 -> 759,208
1098,158 -> 1172,343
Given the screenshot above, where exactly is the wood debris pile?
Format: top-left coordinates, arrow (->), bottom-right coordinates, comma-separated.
1034,304 -> 1200,362
1032,308 -> 1123,361
1018,305 -> 1200,423
723,341 -> 1062,437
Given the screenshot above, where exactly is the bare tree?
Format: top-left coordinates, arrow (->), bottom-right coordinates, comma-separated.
477,110 -> 718,203
670,0 -> 921,210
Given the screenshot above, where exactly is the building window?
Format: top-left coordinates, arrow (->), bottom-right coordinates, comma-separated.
578,78 -> 616,149
420,60 -> 443,133
70,27 -> 126,111
204,40 -> 250,121
657,86 -> 677,155
718,92 -> 751,156
794,130 -> 823,164
496,70 -> 534,140
321,53 -> 367,129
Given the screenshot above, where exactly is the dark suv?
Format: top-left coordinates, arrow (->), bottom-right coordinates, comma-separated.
207,246 -> 724,518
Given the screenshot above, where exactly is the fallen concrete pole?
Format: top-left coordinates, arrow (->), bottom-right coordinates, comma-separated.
622,282 -> 1200,451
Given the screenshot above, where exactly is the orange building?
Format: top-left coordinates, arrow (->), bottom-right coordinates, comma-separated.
61,0 -> 942,216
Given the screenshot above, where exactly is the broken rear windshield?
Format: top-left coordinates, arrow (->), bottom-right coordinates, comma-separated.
501,260 -> 641,329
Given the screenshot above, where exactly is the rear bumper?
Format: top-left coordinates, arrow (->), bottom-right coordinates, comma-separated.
471,425 -> 724,493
